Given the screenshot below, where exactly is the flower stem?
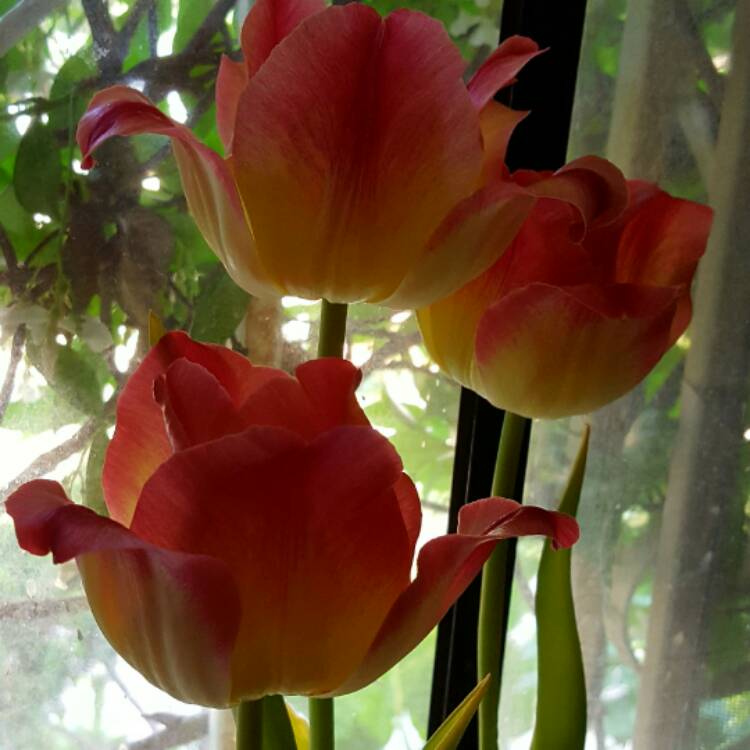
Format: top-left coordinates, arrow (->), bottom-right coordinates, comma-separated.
317,300 -> 348,358
477,410 -> 531,750
236,699 -> 264,750
309,697 -> 335,750
307,297 -> 347,750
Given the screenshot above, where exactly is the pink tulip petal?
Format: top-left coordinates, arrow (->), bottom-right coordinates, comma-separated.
478,101 -> 528,183
232,4 -> 482,303
154,360 -> 246,451
215,55 -> 248,153
241,0 -> 326,78
383,180 -> 536,309
414,198 -> 596,387
239,358 -> 369,439
6,480 -> 240,707
334,498 -> 577,694
474,282 -> 681,418
467,35 -> 543,110
613,183 -> 713,288
77,86 -> 277,297
457,497 -> 579,550
394,473 -> 422,556
103,331 -> 281,526
516,155 -> 628,237
131,425 -> 413,698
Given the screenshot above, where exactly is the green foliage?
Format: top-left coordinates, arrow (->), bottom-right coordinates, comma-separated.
84,428 -> 111,517
13,121 -> 62,219
424,675 -> 489,749
190,265 -> 250,343
530,429 -> 588,750
48,55 -> 96,134
174,0 -> 215,51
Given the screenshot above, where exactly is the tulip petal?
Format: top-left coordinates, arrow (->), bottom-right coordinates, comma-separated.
103,331 -> 281,525
613,183 -> 713,288
394,473 -> 421,556
474,282 -> 681,418
241,0 -> 326,78
6,480 -> 240,707
383,181 -> 536,309
232,4 -> 483,303
478,101 -> 528,183
466,35 -> 542,110
154,360 -> 245,451
239,358 -> 369,439
77,86 -> 278,298
334,498 -> 577,694
131,425 -> 413,698
415,200 -> 593,385
215,55 -> 248,153
516,155 -> 628,236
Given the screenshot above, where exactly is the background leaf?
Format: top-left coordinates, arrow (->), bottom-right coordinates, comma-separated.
12,121 -> 61,219
530,427 -> 589,750
190,266 -> 249,343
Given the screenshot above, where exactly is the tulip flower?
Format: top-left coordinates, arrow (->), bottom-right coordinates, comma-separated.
77,0 -> 626,307
6,331 -> 578,707
418,181 -> 713,418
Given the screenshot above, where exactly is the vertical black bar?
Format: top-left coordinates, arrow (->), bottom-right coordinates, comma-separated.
499,1 -> 589,172
428,389 -> 503,745
427,0 -> 589,745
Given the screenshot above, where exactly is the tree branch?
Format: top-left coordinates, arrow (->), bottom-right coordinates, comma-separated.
1,416 -> 102,499
118,0 -> 153,50
0,595 -> 87,621
82,0 -> 120,74
182,0 -> 236,58
126,714 -> 209,750
0,0 -> 67,57
0,222 -> 23,295
0,325 -> 26,425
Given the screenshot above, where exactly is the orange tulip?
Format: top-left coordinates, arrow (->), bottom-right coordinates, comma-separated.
418,181 -> 713,418
77,0 -> 625,306
7,332 -> 578,706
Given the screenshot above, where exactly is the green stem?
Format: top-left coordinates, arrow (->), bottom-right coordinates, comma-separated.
306,298 -> 346,750
309,698 -> 335,750
477,410 -> 530,750
236,699 -> 264,750
317,300 -> 348,358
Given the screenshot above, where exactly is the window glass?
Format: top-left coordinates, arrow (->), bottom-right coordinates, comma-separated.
498,2 -> 748,748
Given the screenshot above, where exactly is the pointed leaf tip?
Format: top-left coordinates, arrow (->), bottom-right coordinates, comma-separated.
424,674 -> 491,750
531,426 -> 589,750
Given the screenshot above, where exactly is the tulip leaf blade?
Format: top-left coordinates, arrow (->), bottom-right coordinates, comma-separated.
424,674 -> 491,750
530,425 -> 590,750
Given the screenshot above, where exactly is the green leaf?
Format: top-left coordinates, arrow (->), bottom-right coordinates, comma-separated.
261,695 -> 300,749
174,0 -> 214,52
48,55 -> 96,133
285,702 -> 310,750
1,387 -> 83,433
84,428 -> 110,517
56,346 -> 103,415
644,344 -> 684,403
423,675 -> 490,750
12,121 -> 61,219
190,266 -> 249,344
530,426 -> 589,750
